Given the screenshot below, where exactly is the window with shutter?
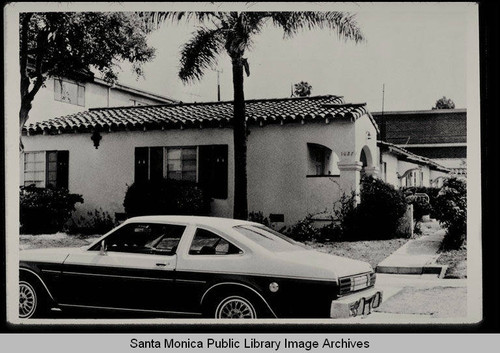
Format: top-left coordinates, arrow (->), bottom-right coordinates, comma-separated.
134,145 -> 228,199
24,151 -> 69,189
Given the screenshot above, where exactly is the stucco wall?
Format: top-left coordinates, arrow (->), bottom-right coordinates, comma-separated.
381,152 -> 400,187
246,121 -> 354,224
21,128 -> 235,220
354,115 -> 379,169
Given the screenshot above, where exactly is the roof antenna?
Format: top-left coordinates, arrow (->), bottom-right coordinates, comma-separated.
380,83 -> 386,141
290,83 -> 294,97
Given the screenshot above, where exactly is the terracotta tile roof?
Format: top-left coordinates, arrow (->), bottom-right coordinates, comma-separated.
23,95 -> 378,135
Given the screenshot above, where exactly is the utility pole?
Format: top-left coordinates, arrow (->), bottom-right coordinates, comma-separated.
381,83 -> 386,141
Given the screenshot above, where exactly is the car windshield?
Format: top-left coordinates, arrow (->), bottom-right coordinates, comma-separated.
233,224 -> 306,252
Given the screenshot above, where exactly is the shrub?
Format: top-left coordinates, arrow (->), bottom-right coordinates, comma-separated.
342,176 -> 407,240
316,223 -> 343,242
285,215 -> 319,242
247,211 -> 271,227
123,179 -> 210,217
20,185 -> 83,234
434,178 -> 467,250
66,208 -> 116,236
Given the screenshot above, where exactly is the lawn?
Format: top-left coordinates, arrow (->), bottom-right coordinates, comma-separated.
436,245 -> 467,279
19,233 -> 100,250
306,238 -> 408,269
19,233 -> 406,269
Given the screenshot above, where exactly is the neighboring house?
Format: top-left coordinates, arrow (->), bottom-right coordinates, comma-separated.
27,70 -> 177,125
378,141 -> 450,189
372,109 -> 467,179
21,95 -> 381,226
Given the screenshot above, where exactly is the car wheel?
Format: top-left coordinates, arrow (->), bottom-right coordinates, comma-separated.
19,280 -> 40,319
214,295 -> 257,319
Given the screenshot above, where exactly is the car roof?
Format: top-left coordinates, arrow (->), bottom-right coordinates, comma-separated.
124,215 -> 256,228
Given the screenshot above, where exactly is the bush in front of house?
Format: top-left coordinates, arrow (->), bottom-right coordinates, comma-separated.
434,178 -> 467,250
20,185 -> 84,234
284,215 -> 319,242
247,211 -> 271,227
66,208 -> 116,236
123,179 -> 211,217
342,176 -> 407,240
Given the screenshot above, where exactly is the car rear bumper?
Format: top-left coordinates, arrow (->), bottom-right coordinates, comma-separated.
330,288 -> 383,318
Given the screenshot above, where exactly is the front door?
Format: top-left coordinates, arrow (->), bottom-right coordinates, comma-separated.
57,222 -> 186,315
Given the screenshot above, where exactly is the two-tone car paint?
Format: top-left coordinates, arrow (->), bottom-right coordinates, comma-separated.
19,216 -> 379,318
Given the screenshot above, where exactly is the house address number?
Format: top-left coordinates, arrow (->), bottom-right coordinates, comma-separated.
341,151 -> 354,157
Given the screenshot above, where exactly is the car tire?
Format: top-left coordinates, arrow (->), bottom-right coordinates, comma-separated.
213,295 -> 258,319
19,279 -> 45,319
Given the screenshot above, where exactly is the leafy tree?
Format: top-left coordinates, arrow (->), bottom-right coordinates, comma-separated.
19,12 -> 156,146
293,81 -> 312,97
143,11 -> 364,219
434,178 -> 467,250
433,96 -> 455,109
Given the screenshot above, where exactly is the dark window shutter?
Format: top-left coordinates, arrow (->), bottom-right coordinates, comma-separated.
199,145 -> 228,199
56,151 -> 69,189
135,147 -> 149,183
150,147 -> 164,181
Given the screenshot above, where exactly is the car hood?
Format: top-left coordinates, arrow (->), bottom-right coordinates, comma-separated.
19,247 -> 84,264
269,249 -> 373,281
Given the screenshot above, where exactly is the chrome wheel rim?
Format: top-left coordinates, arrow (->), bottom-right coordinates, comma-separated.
19,281 -> 37,318
216,296 -> 256,319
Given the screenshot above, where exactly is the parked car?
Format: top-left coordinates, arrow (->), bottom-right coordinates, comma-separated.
19,216 -> 382,319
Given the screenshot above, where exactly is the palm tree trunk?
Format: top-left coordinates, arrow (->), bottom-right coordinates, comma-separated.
231,56 -> 248,220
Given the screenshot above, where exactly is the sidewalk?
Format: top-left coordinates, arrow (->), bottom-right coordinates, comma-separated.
376,221 -> 447,277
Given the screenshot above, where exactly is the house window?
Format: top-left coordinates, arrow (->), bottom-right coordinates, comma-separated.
130,99 -> 147,106
135,145 -> 228,199
54,79 -> 85,106
23,151 -> 45,187
307,143 -> 336,176
166,147 -> 197,182
404,169 -> 423,188
24,151 -> 69,188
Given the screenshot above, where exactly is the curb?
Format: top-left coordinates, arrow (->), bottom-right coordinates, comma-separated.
376,264 -> 448,278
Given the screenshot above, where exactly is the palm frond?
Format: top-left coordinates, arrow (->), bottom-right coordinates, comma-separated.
269,11 -> 365,43
179,27 -> 225,82
138,11 -> 221,33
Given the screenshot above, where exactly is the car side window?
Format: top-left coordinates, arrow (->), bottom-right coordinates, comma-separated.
188,228 -> 242,255
91,223 -> 185,255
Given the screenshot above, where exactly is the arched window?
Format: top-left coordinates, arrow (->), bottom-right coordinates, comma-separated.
307,143 -> 339,176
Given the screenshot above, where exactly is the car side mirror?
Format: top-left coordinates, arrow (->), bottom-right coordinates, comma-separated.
99,240 -> 107,256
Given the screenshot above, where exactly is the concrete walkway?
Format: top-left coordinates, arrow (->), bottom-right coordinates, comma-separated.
376,221 -> 447,277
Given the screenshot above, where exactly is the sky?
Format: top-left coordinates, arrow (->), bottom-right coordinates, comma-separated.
112,2 -> 475,112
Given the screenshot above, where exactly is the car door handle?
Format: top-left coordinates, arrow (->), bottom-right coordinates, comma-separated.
156,262 -> 169,267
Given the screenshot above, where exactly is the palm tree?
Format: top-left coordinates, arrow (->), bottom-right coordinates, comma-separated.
294,81 -> 313,97
143,11 -> 364,220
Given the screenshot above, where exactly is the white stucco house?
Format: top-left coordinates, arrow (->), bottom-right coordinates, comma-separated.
27,70 -> 177,125
378,141 -> 450,189
21,94 -> 386,225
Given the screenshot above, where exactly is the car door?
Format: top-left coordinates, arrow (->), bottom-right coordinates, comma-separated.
57,222 -> 186,314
